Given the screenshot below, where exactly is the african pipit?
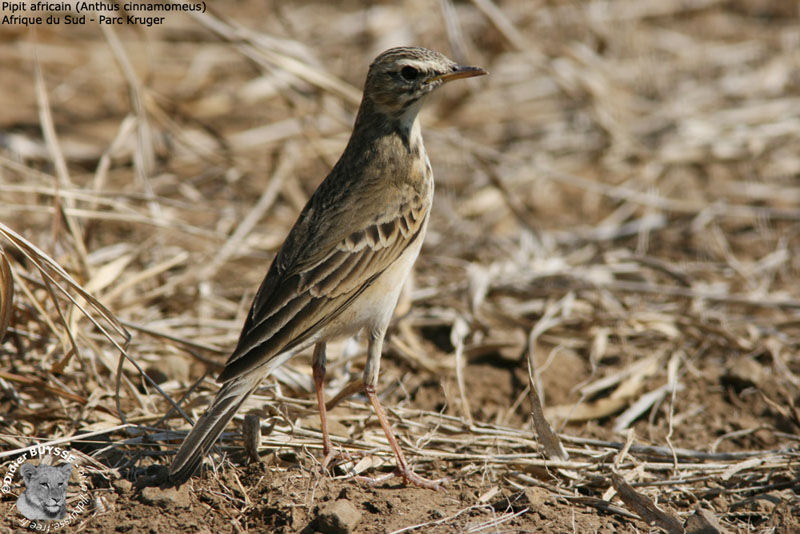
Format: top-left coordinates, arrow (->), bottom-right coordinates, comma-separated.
169,46 -> 487,489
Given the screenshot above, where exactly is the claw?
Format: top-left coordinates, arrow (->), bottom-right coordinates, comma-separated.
355,467 -> 447,490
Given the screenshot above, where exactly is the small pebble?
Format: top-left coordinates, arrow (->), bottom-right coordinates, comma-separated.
317,499 -> 362,534
140,486 -> 191,509
112,478 -> 133,495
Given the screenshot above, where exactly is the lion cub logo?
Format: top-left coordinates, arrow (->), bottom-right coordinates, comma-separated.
16,462 -> 72,520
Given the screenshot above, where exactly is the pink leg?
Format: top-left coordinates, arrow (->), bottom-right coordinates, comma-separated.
312,343 -> 350,471
359,327 -> 445,489
361,386 -> 446,490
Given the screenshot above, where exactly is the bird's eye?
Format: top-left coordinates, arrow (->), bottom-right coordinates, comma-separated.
400,66 -> 419,81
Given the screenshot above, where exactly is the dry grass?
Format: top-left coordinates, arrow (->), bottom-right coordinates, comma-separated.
1,0 -> 799,532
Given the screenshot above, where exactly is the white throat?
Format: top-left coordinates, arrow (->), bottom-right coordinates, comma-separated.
398,98 -> 425,140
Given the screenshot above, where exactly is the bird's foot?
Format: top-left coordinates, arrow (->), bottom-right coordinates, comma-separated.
355,465 -> 447,490
319,447 -> 357,474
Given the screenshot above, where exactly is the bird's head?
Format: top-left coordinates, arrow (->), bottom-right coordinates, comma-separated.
362,47 -> 487,119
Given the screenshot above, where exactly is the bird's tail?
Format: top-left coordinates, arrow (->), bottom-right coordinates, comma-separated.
169,371 -> 264,485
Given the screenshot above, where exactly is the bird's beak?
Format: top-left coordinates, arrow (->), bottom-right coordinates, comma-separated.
430,65 -> 488,83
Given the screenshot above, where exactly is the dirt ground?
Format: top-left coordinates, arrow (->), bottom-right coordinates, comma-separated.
1,0 -> 800,533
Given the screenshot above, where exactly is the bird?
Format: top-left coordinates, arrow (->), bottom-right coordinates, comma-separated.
169,46 -> 487,489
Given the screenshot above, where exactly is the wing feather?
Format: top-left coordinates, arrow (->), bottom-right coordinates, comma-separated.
217,201 -> 427,382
